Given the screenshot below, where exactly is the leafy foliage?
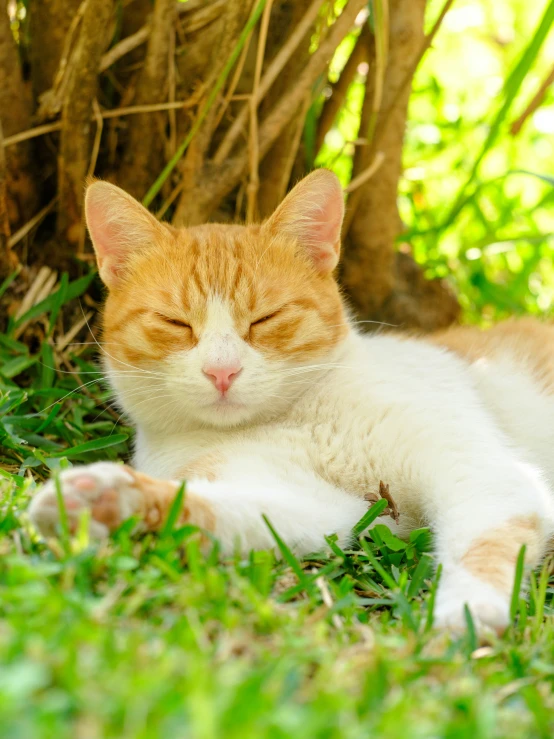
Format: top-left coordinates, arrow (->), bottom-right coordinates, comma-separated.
318,0 -> 554,323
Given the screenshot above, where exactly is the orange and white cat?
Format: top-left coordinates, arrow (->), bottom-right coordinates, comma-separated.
30,169 -> 554,633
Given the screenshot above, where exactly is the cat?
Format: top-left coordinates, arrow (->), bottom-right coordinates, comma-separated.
29,168 -> 554,633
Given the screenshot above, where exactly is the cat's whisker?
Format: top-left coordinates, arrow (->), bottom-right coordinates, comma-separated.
32,377 -> 119,417
79,305 -> 170,379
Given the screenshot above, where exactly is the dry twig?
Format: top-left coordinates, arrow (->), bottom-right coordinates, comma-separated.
316,23 -> 372,153
8,198 -> 58,250
364,481 -> 399,524
510,63 -> 554,136
247,0 -> 275,222
213,0 -> 327,164
344,151 -> 385,193
196,0 -> 368,223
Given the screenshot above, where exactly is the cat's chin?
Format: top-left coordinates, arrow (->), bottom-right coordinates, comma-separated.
193,399 -> 257,428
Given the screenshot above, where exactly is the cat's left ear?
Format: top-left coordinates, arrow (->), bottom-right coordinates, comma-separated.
85,180 -> 168,288
262,169 -> 344,273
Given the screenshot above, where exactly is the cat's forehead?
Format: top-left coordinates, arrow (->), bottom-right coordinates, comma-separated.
164,223 -> 304,304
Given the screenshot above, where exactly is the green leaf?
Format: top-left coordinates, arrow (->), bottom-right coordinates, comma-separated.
464,604 -> 478,652
510,544 -> 527,622
371,524 -> 407,552
0,268 -> 20,300
263,514 -> 308,585
54,472 -> 71,554
48,273 -> 68,334
445,0 -> 554,227
13,272 -> 96,329
161,482 -> 186,536
1,355 -> 38,379
407,553 -> 433,599
425,563 -> 442,633
51,434 -> 128,458
40,342 -> 56,390
509,169 -> 554,187
352,499 -> 388,537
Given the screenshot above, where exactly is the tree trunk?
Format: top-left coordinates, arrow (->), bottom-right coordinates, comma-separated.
256,0 -> 314,219
0,0 -> 38,227
117,0 -> 175,199
0,119 -> 17,279
57,0 -> 113,248
174,0 -> 367,226
341,0 -> 459,330
172,0 -> 255,226
29,0 -> 84,103
0,0 -> 461,331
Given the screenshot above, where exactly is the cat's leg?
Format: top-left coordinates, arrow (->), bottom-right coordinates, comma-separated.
29,460 -> 368,554
430,454 -> 553,633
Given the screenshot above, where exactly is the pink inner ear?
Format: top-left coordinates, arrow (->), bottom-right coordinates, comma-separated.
264,169 -> 345,273
299,185 -> 344,271
86,197 -> 120,261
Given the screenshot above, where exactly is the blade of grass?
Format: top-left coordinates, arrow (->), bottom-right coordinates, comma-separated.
407,552 -> 433,599
532,559 -> 550,639
54,472 -> 71,555
510,544 -> 527,622
463,604 -> 478,652
352,498 -> 388,537
47,273 -> 68,335
359,539 -> 397,590
444,0 -> 554,228
160,482 -> 186,537
424,563 -> 442,633
52,434 -> 128,458
36,404 -> 62,433
0,268 -> 20,300
263,514 -> 309,586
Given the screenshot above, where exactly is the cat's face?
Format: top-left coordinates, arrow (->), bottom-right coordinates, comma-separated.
86,170 -> 349,429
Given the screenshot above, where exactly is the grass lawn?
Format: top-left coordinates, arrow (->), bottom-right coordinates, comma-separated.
1,274 -> 554,738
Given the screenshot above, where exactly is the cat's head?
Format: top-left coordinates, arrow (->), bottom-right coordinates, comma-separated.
85,169 -> 349,430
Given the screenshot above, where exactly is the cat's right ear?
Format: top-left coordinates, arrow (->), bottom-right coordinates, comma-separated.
85,181 -> 167,288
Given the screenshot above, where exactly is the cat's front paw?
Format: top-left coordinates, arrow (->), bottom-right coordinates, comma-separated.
433,569 -> 510,636
29,462 -> 142,539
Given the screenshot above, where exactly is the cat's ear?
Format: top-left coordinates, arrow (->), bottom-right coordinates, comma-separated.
85,180 -> 167,288
262,169 -> 344,273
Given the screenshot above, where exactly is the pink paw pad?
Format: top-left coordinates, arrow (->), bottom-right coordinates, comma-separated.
72,475 -> 97,492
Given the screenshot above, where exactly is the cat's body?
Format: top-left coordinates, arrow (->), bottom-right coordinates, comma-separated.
30,170 -> 554,633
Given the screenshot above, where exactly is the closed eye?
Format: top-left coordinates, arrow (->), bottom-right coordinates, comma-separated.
156,313 -> 191,329
251,310 -> 280,327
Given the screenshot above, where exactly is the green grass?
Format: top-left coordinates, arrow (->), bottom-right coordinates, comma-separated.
1,281 -> 554,738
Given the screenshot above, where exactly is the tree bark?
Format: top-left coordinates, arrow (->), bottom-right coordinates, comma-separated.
29,0 -> 84,103
171,0 -> 255,226
0,119 -> 17,279
341,0 -> 459,330
0,0 -> 38,226
57,0 -> 113,247
256,0 -> 314,219
117,0 -> 175,199
174,0 -> 367,226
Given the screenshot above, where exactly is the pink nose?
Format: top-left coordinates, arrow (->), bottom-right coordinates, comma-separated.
203,365 -> 242,394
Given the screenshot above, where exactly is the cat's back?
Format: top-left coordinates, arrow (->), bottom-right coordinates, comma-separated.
431,318 -> 554,482
431,318 -> 554,393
